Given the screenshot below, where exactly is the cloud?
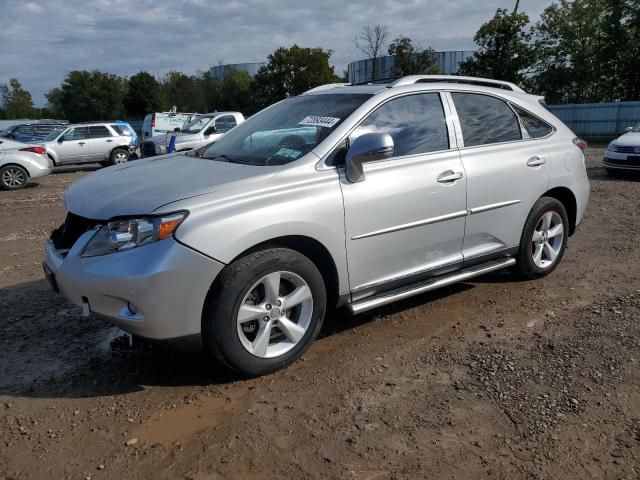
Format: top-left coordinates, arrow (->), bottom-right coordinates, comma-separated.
0,0 -> 552,107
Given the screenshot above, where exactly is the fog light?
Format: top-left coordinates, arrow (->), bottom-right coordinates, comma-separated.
127,302 -> 138,315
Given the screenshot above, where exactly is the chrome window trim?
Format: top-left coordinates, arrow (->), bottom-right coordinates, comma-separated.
317,91 -> 454,170
508,102 -> 557,140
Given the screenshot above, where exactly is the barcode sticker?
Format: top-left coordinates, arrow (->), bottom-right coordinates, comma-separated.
298,116 -> 341,128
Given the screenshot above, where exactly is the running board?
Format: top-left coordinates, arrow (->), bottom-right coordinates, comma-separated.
348,258 -> 516,315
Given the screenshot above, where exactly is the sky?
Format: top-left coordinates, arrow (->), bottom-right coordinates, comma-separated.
0,0 -> 552,107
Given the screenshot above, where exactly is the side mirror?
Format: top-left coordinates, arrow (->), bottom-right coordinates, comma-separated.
58,137 -> 65,143
625,126 -> 633,132
204,126 -> 217,136
345,132 -> 394,183
174,127 -> 181,133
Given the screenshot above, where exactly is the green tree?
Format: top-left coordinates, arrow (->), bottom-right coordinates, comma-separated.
161,71 -> 206,112
387,36 -> 440,76
46,70 -> 126,122
618,0 -> 640,100
219,69 -> 253,112
124,71 -> 163,118
0,78 -> 37,119
459,0 -> 536,85
250,45 -> 340,111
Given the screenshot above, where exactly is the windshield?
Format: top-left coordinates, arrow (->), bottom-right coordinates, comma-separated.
633,123 -> 640,132
43,127 -> 66,141
202,94 -> 372,165
180,116 -> 211,134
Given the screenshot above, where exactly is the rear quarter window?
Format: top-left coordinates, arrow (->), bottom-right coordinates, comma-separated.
511,104 -> 554,138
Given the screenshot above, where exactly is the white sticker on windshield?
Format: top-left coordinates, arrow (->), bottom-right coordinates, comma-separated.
298,116 -> 341,128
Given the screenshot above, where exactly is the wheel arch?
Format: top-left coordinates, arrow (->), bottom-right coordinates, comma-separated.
221,235 -> 342,310
543,187 -> 577,235
0,162 -> 31,178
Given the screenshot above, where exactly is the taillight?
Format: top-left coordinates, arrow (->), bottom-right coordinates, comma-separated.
20,146 -> 46,155
573,137 -> 588,151
151,113 -> 156,128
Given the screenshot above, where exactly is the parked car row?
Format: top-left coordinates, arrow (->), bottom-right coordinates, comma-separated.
0,120 -> 68,142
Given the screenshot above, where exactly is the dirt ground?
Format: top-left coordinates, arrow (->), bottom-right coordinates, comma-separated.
1,150 -> 639,480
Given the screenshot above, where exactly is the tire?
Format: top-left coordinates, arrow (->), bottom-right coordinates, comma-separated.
203,248 -> 327,376
109,148 -> 130,165
0,165 -> 29,190
515,197 -> 569,279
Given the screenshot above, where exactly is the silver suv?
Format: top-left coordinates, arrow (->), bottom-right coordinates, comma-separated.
39,123 -> 136,166
44,75 -> 590,376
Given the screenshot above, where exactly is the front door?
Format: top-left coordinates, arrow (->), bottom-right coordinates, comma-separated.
448,92 -> 551,262
87,125 -> 115,161
55,127 -> 90,163
340,92 -> 467,299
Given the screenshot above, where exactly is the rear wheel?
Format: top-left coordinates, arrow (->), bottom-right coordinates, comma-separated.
516,197 -> 569,279
0,165 -> 29,190
203,248 -> 326,376
109,149 -> 129,165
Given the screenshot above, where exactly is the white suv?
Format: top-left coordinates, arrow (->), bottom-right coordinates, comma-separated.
39,123 -> 136,166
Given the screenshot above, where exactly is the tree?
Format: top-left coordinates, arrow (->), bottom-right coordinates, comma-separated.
616,0 -> 640,100
354,24 -> 390,80
46,70 -> 126,122
0,78 -> 37,119
161,71 -> 206,113
250,45 -> 340,111
387,36 -> 440,76
459,1 -> 536,85
124,71 -> 163,118
220,69 -> 253,112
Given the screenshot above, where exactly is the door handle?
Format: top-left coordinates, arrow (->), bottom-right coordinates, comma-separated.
78,142 -> 85,146
437,171 -> 464,183
527,156 -> 546,167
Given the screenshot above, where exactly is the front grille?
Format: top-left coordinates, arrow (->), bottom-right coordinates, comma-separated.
605,157 -> 640,167
615,146 -> 639,154
141,141 -> 157,157
50,213 -> 104,250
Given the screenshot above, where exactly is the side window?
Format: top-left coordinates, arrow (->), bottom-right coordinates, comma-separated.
352,93 -> 449,157
451,93 -> 522,147
511,104 -> 553,138
16,126 -> 33,136
215,115 -> 237,133
89,126 -> 112,138
63,127 -> 89,140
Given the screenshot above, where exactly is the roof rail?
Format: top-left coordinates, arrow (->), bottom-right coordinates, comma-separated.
304,83 -> 350,94
389,75 -> 525,93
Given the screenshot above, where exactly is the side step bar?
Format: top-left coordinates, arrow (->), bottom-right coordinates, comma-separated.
349,258 -> 516,315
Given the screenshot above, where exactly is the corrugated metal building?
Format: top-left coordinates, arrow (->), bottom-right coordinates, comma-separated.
546,101 -> 640,137
347,50 -> 475,84
210,62 -> 266,80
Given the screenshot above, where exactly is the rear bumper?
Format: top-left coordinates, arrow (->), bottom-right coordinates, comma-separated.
44,234 -> 224,340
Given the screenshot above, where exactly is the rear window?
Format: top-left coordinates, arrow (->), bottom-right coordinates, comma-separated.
110,125 -> 125,135
511,104 -> 554,138
451,92 -> 522,147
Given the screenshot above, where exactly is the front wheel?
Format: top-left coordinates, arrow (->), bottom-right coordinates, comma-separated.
515,197 -> 569,279
202,248 -> 326,376
0,165 -> 29,190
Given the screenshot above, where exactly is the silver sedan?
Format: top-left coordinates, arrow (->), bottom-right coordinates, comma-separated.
0,144 -> 53,190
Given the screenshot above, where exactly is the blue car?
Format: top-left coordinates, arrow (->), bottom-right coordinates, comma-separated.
1,122 -> 69,142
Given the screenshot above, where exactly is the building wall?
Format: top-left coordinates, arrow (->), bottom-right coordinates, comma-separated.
347,50 -> 475,84
209,62 -> 266,80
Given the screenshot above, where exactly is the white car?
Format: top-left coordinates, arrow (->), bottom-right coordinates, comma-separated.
603,124 -> 640,174
0,144 -> 53,190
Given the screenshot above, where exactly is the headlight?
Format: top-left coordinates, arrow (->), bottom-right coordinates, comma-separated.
81,212 -> 187,257
607,142 -> 618,152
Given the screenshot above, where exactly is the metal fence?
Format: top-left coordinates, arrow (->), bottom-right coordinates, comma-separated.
546,101 -> 640,137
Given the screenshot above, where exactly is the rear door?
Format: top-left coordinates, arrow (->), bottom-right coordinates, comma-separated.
55,127 -> 90,163
87,126 -> 114,161
448,92 -> 550,263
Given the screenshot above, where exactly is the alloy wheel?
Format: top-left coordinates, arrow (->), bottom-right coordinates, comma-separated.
236,271 -> 313,358
531,211 -> 564,269
114,152 -> 128,164
1,167 -> 27,188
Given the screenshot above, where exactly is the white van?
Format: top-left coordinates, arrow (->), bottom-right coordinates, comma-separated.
142,108 -> 200,139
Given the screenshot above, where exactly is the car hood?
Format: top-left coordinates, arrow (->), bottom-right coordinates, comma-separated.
615,132 -> 640,146
65,154 -> 276,219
